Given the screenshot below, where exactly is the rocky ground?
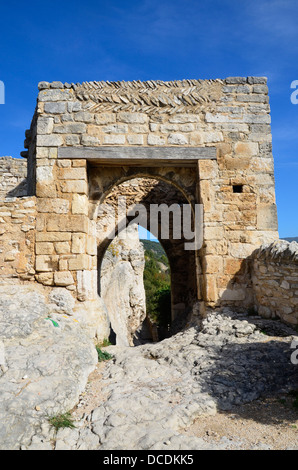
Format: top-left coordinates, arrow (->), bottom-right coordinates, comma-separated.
22,309 -> 298,451
0,285 -> 98,450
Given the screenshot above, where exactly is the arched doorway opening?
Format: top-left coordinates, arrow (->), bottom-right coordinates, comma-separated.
93,174 -> 200,346
141,232 -> 172,342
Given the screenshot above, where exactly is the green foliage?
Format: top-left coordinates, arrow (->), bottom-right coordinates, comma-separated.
96,346 -> 113,362
141,240 -> 171,327
141,240 -> 169,261
98,338 -> 111,348
48,412 -> 75,431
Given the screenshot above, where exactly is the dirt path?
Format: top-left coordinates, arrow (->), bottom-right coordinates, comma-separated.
183,395 -> 298,450
72,361 -> 298,450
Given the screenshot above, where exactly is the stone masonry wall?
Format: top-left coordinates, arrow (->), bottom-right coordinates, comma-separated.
0,157 -> 27,198
0,196 -> 36,284
252,240 -> 298,326
24,77 -> 279,306
0,157 -> 36,284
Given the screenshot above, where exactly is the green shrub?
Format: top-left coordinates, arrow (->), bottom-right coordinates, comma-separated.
96,346 -> 113,362
99,338 -> 111,348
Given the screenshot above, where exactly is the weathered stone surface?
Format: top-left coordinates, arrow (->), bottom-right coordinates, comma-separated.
23,309 -> 298,451
100,225 -> 146,346
0,285 -> 98,450
253,240 -> 298,325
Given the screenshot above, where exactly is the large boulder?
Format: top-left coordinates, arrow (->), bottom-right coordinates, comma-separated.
100,224 -> 146,346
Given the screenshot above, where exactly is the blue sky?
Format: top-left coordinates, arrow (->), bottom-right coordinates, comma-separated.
0,0 -> 297,237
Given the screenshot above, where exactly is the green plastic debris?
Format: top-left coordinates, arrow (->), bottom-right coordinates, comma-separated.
45,318 -> 59,328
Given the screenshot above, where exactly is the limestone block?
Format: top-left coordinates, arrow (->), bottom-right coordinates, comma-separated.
76,270 -> 98,301
38,89 -> 73,101
168,114 -> 200,123
117,112 -> 148,124
58,168 -> 86,180
57,160 -> 71,168
204,274 -> 218,302
36,166 -> 53,183
257,204 -> 278,231
81,136 -> 100,146
253,85 -> 268,94
46,215 -> 89,233
95,113 -> 116,124
160,124 -> 180,134
129,124 -> 148,133
35,272 -> 54,285
73,112 -> 94,123
168,133 -> 189,145
234,142 -> 259,157
242,114 -> 271,124
219,287 -> 246,301
224,156 -> 250,170
189,132 -> 203,145
54,242 -> 70,254
68,254 -> 91,271
36,255 -> 59,272
54,271 -> 75,286
61,113 -> 74,122
36,135 -> 64,147
72,160 -> 86,168
37,117 -> 54,135
127,135 -> 144,145
101,124 -> 128,134
199,180 -> 212,211
60,180 -> 88,194
147,135 -> 166,146
37,198 -> 69,214
67,102 -> 82,112
66,135 -> 80,145
225,258 -> 244,276
72,233 -> 86,254
204,226 -> 224,240
203,255 -> 223,274
229,243 -> 256,259
179,123 -> 195,132
36,232 -> 72,242
72,194 -> 89,215
35,242 -> 55,255
103,135 -> 125,145
54,123 -> 87,134
198,160 -> 218,180
44,102 -> 67,114
86,235 -> 97,255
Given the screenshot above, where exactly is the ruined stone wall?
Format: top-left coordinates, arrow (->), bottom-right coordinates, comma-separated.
0,196 -> 36,283
0,157 -> 27,198
0,157 -> 37,284
252,240 -> 298,326
24,77 -> 278,307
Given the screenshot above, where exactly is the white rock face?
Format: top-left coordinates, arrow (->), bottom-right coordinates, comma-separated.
100,224 -> 146,346
0,284 -> 98,450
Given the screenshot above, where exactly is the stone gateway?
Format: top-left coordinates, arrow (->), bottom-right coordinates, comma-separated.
0,77 -> 297,330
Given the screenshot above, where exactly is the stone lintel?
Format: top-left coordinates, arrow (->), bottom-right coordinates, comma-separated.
58,146 -> 217,166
